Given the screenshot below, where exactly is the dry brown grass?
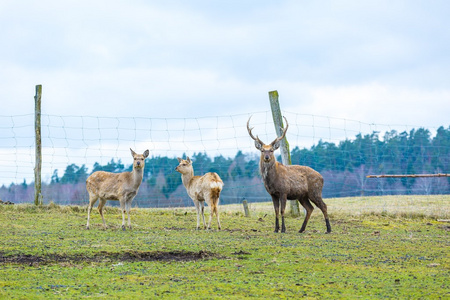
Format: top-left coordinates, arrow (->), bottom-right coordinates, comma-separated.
161,195 -> 450,220
8,195 -> 448,220
326,195 -> 450,219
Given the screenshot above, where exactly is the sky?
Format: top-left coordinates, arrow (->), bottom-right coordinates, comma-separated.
1,0 -> 450,185
1,0 -> 449,125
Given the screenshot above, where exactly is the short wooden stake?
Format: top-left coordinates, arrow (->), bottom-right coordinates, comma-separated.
242,199 -> 250,217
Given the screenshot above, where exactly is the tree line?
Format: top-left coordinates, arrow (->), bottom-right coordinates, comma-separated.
2,126 -> 449,206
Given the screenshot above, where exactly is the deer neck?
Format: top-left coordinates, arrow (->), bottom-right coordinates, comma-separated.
131,167 -> 144,187
181,168 -> 195,188
260,159 -> 278,182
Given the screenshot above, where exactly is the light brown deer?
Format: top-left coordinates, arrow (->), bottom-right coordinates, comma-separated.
247,116 -> 331,234
86,148 -> 149,230
176,157 -> 223,230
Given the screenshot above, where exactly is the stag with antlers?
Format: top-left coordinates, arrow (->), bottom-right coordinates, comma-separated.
247,116 -> 331,234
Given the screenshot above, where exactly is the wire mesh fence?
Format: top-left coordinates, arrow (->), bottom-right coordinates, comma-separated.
0,111 -> 449,207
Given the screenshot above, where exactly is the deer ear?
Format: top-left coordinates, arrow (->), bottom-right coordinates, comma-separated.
186,157 -> 192,164
272,140 -> 281,150
130,148 -> 137,157
143,150 -> 149,158
177,157 -> 182,163
254,140 -> 263,150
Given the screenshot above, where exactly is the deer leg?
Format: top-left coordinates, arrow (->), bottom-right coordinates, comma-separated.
86,195 -> 98,230
207,200 -> 213,230
194,201 -> 201,230
325,218 -> 331,233
280,195 -> 287,233
126,200 -> 132,230
215,200 -> 221,230
207,197 -> 220,230
200,201 -> 206,229
120,200 -> 126,231
310,195 -> 331,233
271,195 -> 280,233
98,198 -> 107,229
298,196 -> 314,233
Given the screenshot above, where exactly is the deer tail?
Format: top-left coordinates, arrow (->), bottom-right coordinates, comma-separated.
209,174 -> 223,200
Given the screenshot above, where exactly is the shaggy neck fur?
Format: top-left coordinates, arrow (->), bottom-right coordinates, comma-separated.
260,158 -> 278,181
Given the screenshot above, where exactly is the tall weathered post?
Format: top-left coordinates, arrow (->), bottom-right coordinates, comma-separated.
34,85 -> 43,206
268,90 -> 300,216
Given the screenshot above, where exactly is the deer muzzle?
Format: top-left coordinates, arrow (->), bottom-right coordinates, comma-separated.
262,151 -> 273,162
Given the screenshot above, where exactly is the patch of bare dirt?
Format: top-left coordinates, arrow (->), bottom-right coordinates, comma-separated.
0,250 -> 219,265
163,227 -> 186,231
231,250 -> 251,255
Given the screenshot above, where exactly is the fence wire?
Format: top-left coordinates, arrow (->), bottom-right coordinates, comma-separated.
0,112 -> 448,207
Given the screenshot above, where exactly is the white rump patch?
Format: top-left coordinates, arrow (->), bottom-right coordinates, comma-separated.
210,181 -> 223,190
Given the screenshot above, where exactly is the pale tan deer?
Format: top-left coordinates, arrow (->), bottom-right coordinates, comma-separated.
247,116 -> 331,234
86,148 -> 149,230
176,157 -> 223,230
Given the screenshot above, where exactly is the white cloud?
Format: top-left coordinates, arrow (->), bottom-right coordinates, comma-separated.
299,83 -> 450,128
0,1 -> 449,125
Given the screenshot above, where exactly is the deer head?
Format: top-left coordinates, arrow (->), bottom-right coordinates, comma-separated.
247,116 -> 288,163
175,157 -> 193,175
130,148 -> 149,170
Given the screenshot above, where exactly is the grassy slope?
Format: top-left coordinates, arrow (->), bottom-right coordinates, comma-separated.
0,195 -> 449,299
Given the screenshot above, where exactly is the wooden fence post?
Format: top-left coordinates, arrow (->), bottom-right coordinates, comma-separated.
242,199 -> 250,217
268,90 -> 300,217
34,85 -> 43,206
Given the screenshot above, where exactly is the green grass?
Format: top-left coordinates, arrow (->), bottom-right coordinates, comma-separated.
0,195 -> 449,299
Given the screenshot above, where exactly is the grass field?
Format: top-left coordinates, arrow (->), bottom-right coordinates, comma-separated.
1,195 -> 449,299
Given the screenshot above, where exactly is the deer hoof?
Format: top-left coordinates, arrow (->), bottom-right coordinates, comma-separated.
86,226 -> 90,230
122,225 -> 126,231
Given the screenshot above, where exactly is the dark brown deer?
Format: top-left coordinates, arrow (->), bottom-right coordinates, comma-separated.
247,116 -> 331,234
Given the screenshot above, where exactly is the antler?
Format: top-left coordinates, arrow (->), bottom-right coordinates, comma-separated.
270,116 -> 289,145
247,116 -> 265,146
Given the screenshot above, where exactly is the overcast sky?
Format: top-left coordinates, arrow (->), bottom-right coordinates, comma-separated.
1,0 -> 450,187
1,0 -> 449,128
